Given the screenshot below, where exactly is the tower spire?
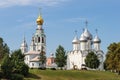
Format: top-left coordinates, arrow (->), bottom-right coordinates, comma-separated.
23,34 -> 26,42
20,35 -> 28,54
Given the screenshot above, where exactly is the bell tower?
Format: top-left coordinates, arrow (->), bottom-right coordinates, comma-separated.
32,9 -> 46,53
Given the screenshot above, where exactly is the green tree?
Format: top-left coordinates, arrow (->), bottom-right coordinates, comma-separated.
11,49 -> 29,76
105,42 -> 120,74
0,37 -> 9,63
1,54 -> 13,79
85,52 -> 100,69
40,53 -> 46,65
55,45 -> 66,69
39,46 -> 46,68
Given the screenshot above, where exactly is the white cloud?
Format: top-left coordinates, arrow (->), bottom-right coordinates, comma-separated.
0,0 -> 68,8
17,22 -> 35,29
65,17 -> 87,23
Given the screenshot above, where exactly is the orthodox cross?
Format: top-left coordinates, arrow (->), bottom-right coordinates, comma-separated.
85,20 -> 88,28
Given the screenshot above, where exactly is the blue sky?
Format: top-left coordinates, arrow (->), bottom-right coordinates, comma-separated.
0,0 -> 120,56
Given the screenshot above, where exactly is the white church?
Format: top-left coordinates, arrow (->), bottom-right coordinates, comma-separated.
20,13 -> 46,68
67,24 -> 104,70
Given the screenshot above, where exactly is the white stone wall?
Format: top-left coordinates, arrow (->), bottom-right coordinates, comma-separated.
24,54 -> 40,68
67,51 -> 83,70
29,61 -> 40,68
67,50 -> 104,70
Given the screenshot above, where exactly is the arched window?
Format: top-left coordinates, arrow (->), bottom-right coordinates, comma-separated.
42,37 -> 44,43
38,37 -> 40,42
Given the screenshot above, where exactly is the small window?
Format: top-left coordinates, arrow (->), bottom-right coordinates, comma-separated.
32,63 -> 34,66
38,37 -> 40,42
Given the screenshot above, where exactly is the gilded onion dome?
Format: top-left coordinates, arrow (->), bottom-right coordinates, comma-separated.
36,15 -> 44,25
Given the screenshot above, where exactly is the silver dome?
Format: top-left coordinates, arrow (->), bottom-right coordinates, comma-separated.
83,28 -> 92,40
80,33 -> 87,42
93,35 -> 101,43
72,36 -> 80,44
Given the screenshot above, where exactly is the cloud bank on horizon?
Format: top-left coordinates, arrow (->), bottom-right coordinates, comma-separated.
0,0 -> 68,8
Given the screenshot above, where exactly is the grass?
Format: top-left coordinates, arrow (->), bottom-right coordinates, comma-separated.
24,69 -> 120,80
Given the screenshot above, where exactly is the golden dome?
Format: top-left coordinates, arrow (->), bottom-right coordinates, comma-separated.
36,15 -> 44,25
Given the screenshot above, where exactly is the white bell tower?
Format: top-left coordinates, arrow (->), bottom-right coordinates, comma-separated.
32,10 -> 46,53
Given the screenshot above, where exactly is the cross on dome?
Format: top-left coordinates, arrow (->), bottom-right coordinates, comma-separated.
36,8 -> 44,25
85,20 -> 88,28
95,29 -> 98,35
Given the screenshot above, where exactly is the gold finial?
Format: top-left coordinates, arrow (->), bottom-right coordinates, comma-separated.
36,8 -> 44,25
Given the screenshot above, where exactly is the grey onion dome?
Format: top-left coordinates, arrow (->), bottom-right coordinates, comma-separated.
72,36 -> 80,44
93,35 -> 101,43
83,28 -> 92,40
50,53 -> 54,57
80,33 -> 87,42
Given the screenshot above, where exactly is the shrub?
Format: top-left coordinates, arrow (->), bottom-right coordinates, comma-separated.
10,74 -> 24,80
0,71 -> 3,78
19,62 -> 29,76
39,67 -> 46,70
50,68 -> 56,70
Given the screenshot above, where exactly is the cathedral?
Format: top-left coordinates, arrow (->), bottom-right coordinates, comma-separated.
67,23 -> 104,70
20,13 -> 46,68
